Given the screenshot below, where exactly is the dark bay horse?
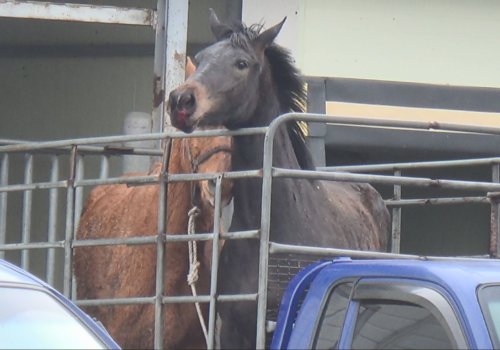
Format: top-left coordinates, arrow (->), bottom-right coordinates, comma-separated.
74,132 -> 232,349
168,11 -> 390,349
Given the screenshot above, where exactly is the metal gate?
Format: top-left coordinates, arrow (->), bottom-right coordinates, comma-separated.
2,114 -> 500,348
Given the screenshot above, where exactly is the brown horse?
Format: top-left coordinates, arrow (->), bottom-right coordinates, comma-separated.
75,57 -> 233,350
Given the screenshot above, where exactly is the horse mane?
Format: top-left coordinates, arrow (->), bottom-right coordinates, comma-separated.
226,21 -> 315,170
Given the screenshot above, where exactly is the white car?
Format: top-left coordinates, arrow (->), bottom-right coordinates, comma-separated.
0,259 -> 120,349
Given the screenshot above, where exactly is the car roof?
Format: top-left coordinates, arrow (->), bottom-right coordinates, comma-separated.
319,257 -> 500,286
0,259 -> 121,349
0,259 -> 44,286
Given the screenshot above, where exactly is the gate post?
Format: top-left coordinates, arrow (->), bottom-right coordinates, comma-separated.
306,78 -> 327,167
392,170 -> 402,253
490,163 -> 500,257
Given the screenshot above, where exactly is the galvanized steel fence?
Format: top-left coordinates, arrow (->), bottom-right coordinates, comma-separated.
2,113 -> 500,348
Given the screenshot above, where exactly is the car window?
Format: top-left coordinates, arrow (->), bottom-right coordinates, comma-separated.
351,300 -> 454,349
478,284 -> 500,349
0,286 -> 106,349
314,282 -> 354,349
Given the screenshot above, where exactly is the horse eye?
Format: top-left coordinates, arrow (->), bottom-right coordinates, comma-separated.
236,60 -> 249,70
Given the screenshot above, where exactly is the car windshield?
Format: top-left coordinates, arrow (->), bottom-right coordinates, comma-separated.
478,284 -> 500,349
0,285 -> 106,349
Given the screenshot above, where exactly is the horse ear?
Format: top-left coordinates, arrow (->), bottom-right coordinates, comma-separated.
185,56 -> 196,79
209,8 -> 233,41
253,17 -> 286,53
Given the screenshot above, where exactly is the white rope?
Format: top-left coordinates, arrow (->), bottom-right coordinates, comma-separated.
187,206 -> 209,346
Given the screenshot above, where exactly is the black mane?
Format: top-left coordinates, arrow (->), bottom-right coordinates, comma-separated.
225,21 -> 315,170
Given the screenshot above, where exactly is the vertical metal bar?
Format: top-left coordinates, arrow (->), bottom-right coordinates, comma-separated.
154,176 -> 166,349
154,139 -> 171,349
491,163 -> 500,257
162,0 -> 188,130
305,78 -> 327,167
21,154 -> 33,270
0,154 -> 9,260
64,146 -> 78,298
72,154 -> 84,298
99,154 -> 110,179
207,175 -> 223,349
46,156 -> 59,285
151,0 -> 166,140
256,126 -> 276,349
74,155 -> 84,230
391,170 -> 402,253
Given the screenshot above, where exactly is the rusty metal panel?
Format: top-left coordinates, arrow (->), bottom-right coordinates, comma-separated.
0,1 -> 156,27
163,0 -> 189,129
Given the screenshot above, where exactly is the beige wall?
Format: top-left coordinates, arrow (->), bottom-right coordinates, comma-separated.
299,0 -> 500,87
245,0 -> 500,88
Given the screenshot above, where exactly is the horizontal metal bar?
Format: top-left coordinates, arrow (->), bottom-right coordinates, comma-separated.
0,241 -> 64,251
272,168 -> 500,192
0,230 -> 259,254
0,127 -> 266,154
0,180 -> 67,193
1,139 -> 163,157
72,229 -> 260,248
72,236 -> 157,248
75,293 -> 259,308
74,170 -> 259,189
386,196 -> 490,207
285,112 -> 500,136
163,293 -> 261,304
0,169 -> 261,194
269,242 -> 498,262
269,242 -> 421,259
320,157 -> 500,173
0,1 -> 156,26
76,296 -> 155,307
221,229 -> 260,240
75,175 -> 159,188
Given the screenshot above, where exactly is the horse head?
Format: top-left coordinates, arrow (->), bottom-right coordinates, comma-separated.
167,10 -> 286,132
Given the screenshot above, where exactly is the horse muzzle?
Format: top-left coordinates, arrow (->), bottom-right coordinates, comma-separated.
168,88 -> 197,133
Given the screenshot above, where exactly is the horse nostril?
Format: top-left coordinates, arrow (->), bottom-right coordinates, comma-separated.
168,91 -> 179,112
177,92 -> 196,111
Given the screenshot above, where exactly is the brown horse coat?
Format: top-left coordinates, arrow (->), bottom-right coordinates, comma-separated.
74,134 -> 232,349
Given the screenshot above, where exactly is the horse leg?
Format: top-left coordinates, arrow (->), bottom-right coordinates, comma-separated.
219,301 -> 257,349
218,238 -> 260,349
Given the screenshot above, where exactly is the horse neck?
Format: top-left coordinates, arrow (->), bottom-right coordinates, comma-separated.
233,70 -> 302,171
231,79 -> 304,231
165,139 -> 193,233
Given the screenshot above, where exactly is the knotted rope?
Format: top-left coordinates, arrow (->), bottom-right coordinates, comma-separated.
187,205 -> 209,345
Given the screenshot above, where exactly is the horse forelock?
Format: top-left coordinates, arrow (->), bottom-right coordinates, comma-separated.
225,22 -> 263,46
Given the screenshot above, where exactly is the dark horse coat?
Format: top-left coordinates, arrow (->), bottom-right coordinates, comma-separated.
168,10 -> 391,349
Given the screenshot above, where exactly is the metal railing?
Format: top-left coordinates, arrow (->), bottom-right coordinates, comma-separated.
2,114 -> 500,348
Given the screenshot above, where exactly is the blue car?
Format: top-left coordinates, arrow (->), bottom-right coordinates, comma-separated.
272,257 -> 500,349
0,259 -> 120,349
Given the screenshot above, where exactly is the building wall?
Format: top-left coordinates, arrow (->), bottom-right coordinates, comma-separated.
245,0 -> 500,88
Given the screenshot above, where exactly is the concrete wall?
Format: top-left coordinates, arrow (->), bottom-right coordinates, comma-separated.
244,0 -> 500,88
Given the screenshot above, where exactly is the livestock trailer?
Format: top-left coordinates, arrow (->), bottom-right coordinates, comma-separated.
3,1 -> 500,349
